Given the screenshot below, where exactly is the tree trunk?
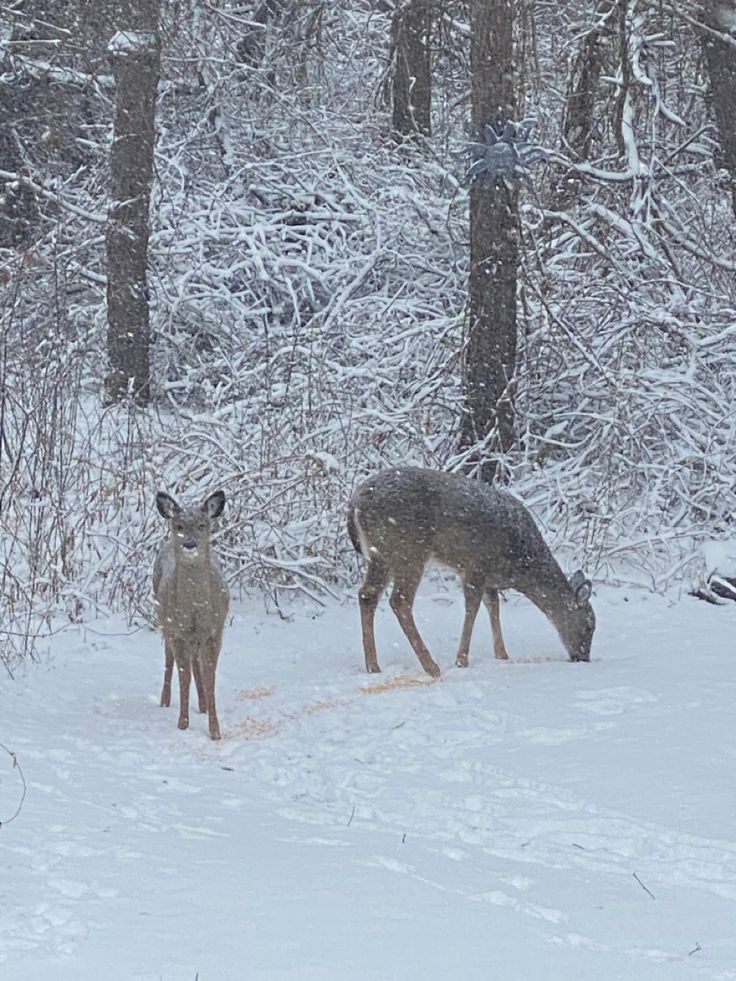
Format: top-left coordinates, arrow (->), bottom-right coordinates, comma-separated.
391,0 -> 432,137
105,1 -> 161,404
0,108 -> 37,248
461,0 -> 518,483
699,0 -> 736,216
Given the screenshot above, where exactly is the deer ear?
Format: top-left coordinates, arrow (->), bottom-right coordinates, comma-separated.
570,570 -> 592,605
156,492 -> 180,519
202,490 -> 226,518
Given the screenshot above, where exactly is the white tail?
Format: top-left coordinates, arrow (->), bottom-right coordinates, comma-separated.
347,467 -> 595,677
153,490 -> 229,740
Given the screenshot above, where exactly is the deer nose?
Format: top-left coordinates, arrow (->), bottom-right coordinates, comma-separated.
182,537 -> 197,550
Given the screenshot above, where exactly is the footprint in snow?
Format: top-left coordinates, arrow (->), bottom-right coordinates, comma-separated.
576,686 -> 658,716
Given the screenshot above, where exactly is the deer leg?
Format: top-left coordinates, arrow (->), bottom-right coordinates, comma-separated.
200,636 -> 221,741
455,579 -> 484,668
484,589 -> 510,660
160,642 -> 174,707
389,568 -> 441,678
358,557 -> 389,674
192,654 -> 207,713
174,645 -> 191,731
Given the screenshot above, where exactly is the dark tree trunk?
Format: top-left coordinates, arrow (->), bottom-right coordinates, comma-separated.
105,1 -> 161,404
391,0 -> 432,137
700,1 -> 736,216
0,108 -> 37,248
461,0 -> 518,483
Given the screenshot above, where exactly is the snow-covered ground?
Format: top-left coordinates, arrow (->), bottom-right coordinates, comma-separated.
2,583 -> 736,980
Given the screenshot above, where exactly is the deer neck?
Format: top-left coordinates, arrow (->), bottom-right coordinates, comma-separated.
172,545 -> 214,599
518,559 -> 574,632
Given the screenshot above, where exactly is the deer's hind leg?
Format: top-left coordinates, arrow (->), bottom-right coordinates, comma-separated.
358,556 -> 389,674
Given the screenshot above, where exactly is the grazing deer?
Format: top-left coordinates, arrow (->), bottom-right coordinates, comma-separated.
347,467 -> 595,677
153,490 -> 229,740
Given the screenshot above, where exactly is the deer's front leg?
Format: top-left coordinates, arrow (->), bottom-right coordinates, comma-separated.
174,641 -> 192,731
485,589 -> 510,660
192,655 -> 207,713
455,578 -> 483,668
160,642 -> 174,707
200,636 -> 221,741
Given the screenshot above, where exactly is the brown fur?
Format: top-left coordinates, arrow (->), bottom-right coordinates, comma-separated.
153,490 -> 229,740
347,467 -> 595,677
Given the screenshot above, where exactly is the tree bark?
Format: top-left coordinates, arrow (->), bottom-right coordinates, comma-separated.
461,0 -> 518,482
105,1 -> 161,404
699,0 -> 736,216
0,104 -> 37,248
391,0 -> 432,137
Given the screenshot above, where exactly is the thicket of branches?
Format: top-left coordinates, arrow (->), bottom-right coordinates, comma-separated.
2,0 -> 735,671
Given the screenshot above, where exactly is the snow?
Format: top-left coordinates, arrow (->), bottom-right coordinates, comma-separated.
703,538 -> 736,579
2,585 -> 736,980
714,3 -> 736,32
108,31 -> 159,57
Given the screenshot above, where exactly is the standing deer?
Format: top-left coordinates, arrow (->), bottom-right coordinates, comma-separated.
347,467 -> 595,677
153,490 -> 229,740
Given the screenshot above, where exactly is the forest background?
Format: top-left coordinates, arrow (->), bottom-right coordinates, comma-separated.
2,0 -> 736,673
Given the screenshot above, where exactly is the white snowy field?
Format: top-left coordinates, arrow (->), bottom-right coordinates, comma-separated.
2,583 -> 736,981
